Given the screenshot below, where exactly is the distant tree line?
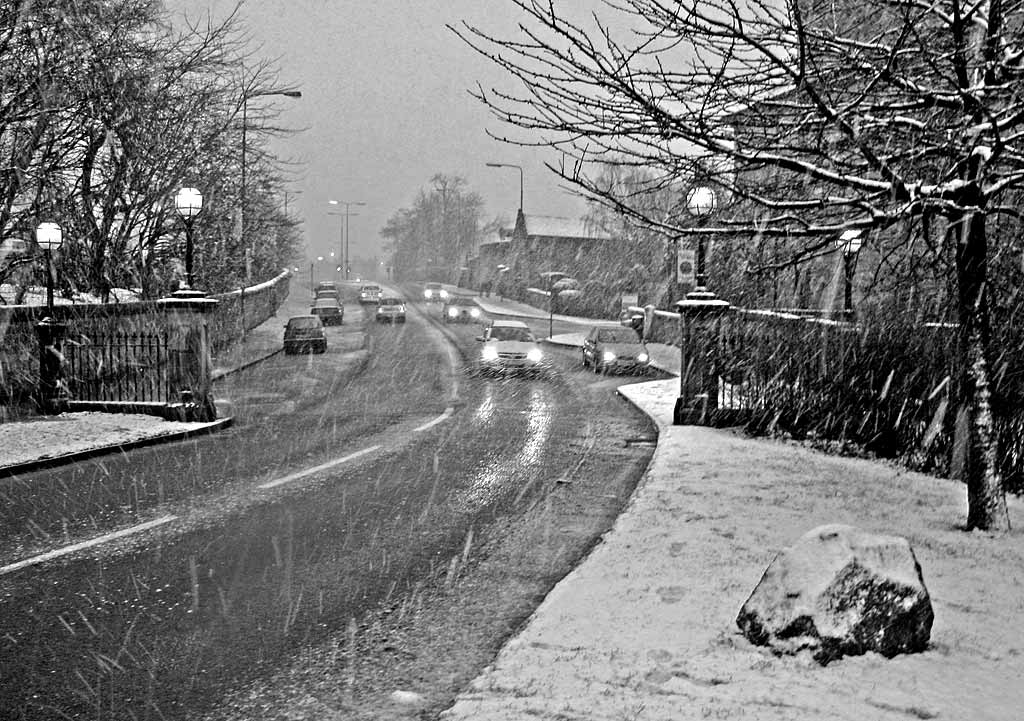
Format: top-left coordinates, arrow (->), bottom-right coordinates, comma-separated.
0,0 -> 302,302
380,174 -> 495,283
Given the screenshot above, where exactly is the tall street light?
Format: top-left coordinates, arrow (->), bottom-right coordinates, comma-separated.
35,221 -> 66,414
241,88 -> 301,284
174,186 -> 204,296
485,162 -> 524,213
835,229 -> 864,320
329,200 -> 366,280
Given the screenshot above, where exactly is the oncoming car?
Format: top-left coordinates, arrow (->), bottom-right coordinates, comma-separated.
283,315 -> 327,354
443,296 -> 481,323
476,320 -> 544,375
376,296 -> 407,323
423,282 -> 448,302
581,325 -> 650,374
358,284 -> 382,305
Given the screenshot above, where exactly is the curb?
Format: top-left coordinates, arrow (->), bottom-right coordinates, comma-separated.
0,417 -> 234,480
211,347 -> 283,381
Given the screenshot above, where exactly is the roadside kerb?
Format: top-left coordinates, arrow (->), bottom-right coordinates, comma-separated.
0,416 -> 234,480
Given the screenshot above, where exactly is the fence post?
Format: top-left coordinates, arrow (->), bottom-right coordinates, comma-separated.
673,294 -> 731,425
35,315 -> 69,415
158,290 -> 219,421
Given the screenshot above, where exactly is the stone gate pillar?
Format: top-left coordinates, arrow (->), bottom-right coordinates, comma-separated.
158,289 -> 219,421
673,291 -> 731,425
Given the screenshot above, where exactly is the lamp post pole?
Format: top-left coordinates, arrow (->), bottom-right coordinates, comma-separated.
174,187 -> 204,295
485,162 -> 524,213
329,200 -> 366,280
674,186 -> 731,425
35,221 -> 66,414
241,88 -> 301,284
835,230 -> 863,320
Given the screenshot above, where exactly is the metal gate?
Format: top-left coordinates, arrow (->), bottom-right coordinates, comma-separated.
65,331 -> 171,404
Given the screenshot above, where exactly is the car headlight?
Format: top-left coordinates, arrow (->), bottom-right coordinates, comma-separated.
448,307 -> 458,317
424,290 -> 432,298
439,289 -> 449,299
470,308 -> 480,318
527,348 -> 543,363
482,344 -> 499,361
602,351 -> 617,362
636,352 -> 649,363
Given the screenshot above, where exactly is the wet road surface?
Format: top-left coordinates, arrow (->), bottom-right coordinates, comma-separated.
0,289 -> 657,720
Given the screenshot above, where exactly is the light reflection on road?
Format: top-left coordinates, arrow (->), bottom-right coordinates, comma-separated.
456,385 -> 552,511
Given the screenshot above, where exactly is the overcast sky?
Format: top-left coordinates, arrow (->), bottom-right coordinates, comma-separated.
166,0 -> 592,269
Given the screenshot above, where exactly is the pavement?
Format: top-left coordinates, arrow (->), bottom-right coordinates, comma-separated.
3,284 -> 1024,719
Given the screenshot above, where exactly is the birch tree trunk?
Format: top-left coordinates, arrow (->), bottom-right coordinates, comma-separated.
955,210 -> 1010,531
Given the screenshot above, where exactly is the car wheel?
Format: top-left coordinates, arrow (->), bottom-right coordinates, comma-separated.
593,358 -> 603,374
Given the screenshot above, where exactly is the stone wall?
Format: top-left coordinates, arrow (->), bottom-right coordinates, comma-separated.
0,270 -> 290,419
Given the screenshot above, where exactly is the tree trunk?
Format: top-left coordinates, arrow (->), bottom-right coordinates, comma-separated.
955,210 -> 1010,531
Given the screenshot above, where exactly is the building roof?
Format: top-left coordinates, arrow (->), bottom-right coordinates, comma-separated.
517,214 -> 611,241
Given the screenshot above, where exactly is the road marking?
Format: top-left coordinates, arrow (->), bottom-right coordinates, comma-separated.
413,407 -> 454,433
257,445 -> 381,490
0,515 -> 178,576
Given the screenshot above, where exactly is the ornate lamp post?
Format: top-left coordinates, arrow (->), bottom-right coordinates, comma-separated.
174,187 -> 203,297
35,222 -> 62,317
835,229 -> 863,320
35,221 -> 67,414
674,186 -> 732,425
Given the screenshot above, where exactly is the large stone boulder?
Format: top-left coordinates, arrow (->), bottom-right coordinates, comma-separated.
736,524 -> 933,664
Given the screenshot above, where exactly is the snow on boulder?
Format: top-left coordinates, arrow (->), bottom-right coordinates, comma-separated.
736,524 -> 933,665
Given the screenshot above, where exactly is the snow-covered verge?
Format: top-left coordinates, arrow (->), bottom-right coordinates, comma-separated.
443,378 -> 1024,721
0,412 -> 211,469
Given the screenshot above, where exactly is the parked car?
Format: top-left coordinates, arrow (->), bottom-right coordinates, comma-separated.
283,315 -> 327,354
443,296 -> 481,323
476,320 -> 544,375
358,284 -> 382,305
581,325 -> 650,374
423,281 -> 448,302
310,296 -> 344,325
376,296 -> 407,323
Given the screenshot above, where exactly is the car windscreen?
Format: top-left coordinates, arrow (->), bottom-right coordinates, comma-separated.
490,327 -> 534,342
313,298 -> 339,307
288,318 -> 321,329
598,328 -> 640,343
449,297 -> 475,306
380,298 -> 403,305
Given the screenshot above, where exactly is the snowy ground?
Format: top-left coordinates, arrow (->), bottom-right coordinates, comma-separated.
442,378 -> 1024,721
0,412 -> 210,469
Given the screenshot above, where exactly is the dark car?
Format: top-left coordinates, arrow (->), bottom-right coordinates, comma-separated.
310,296 -> 344,325
376,296 -> 407,323
442,296 -> 481,323
283,315 -> 327,354
581,325 -> 650,374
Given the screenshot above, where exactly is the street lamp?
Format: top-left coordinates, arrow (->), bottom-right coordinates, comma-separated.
328,200 -> 366,280
485,162 -> 524,212
540,270 -> 580,338
241,88 -> 301,284
674,186 -> 731,426
35,222 -> 62,317
835,229 -> 864,320
174,186 -> 203,294
684,186 -> 718,297
34,221 -> 67,414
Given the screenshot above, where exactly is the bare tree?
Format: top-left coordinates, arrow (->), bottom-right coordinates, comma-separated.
454,0 -> 1024,530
